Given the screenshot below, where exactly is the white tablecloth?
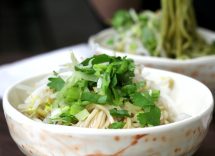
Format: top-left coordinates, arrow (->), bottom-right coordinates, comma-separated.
0,44 -> 93,97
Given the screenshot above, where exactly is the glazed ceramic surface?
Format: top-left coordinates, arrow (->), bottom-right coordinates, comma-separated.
89,28 -> 215,90
3,68 -> 214,156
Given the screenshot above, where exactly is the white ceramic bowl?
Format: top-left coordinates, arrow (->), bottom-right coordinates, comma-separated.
89,28 -> 215,90
3,68 -> 214,156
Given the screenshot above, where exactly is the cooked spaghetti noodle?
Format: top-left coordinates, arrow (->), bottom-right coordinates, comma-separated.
160,0 -> 215,58
105,0 -> 215,59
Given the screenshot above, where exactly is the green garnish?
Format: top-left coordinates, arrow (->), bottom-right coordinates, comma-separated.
81,92 -> 107,104
45,54 -> 162,128
111,10 -> 133,30
131,90 -> 160,108
47,76 -> 65,92
137,106 -> 161,127
109,108 -> 131,118
109,122 -> 126,129
109,4 -> 215,59
52,113 -> 78,125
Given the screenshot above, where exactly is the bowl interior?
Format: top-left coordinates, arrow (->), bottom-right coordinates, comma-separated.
7,74 -> 46,109
6,68 -> 213,123
143,68 -> 213,117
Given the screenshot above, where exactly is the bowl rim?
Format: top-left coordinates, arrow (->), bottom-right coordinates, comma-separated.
88,27 -> 215,64
3,68 -> 214,136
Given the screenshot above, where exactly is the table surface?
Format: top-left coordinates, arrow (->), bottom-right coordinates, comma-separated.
0,99 -> 215,156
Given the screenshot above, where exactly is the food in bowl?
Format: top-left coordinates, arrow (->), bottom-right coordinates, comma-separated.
3,54 -> 213,156
17,54 -> 178,129
89,0 -> 215,89
96,0 -> 215,59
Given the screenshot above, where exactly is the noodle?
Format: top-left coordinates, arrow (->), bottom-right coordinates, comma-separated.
18,55 -> 178,129
161,0 -> 215,58
19,77 -> 175,129
107,1 -> 215,59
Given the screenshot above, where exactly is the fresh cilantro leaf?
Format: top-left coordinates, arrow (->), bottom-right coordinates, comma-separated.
110,74 -> 117,87
122,84 -> 137,96
116,60 -> 129,74
109,108 -> 130,118
52,113 -> 78,125
81,92 -> 107,104
111,10 -> 133,29
109,122 -> 126,129
80,54 -> 112,66
117,59 -> 135,85
111,87 -> 123,105
131,89 -> 160,108
137,106 -> 161,127
63,87 -> 82,103
101,65 -> 111,95
47,76 -> 65,92
136,81 -> 146,90
131,92 -> 154,108
75,59 -> 95,74
69,103 -> 84,115
121,81 -> 145,96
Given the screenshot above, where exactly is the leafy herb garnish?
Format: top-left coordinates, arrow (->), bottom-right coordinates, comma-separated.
137,106 -> 161,127
51,113 -> 78,125
131,90 -> 160,109
109,122 -> 126,129
47,76 -> 65,92
109,108 -> 130,118
46,54 -> 162,128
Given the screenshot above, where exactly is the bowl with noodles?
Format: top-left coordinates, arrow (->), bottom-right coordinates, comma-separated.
89,1 -> 215,89
89,27 -> 215,89
3,54 -> 213,156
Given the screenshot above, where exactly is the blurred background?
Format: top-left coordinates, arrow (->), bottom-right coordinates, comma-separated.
0,0 -> 215,64
0,1 -> 215,156
0,0 -> 101,64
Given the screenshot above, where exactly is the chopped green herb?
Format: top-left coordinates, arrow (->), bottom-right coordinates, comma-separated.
109,122 -> 126,129
69,103 -> 84,115
52,113 -> 78,125
109,108 -> 131,118
131,92 -> 154,108
81,92 -> 107,104
150,90 -> 160,102
137,106 -> 161,127
111,10 -> 133,29
41,54 -> 163,128
47,76 -> 65,92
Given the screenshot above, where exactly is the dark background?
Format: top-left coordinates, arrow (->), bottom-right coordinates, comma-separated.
0,0 -> 215,156
0,0 -> 102,64
0,0 -> 215,64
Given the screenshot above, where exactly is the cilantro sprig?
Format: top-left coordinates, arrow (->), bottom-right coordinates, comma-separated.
46,54 -> 162,128
47,76 -> 65,92
137,106 -> 161,127
109,122 -> 126,129
109,108 -> 131,118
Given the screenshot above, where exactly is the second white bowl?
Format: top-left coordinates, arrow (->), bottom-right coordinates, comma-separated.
89,28 -> 215,90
